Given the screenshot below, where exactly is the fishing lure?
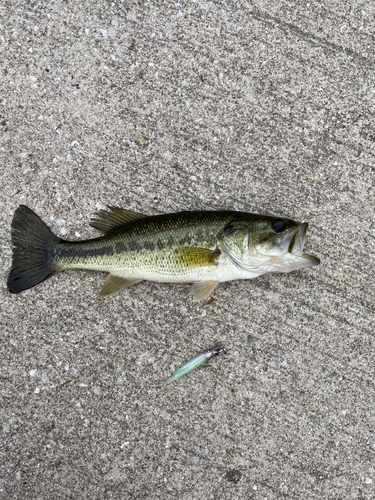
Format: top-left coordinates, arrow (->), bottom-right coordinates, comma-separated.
145,342 -> 227,387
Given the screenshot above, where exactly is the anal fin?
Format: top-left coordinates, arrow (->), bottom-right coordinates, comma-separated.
191,281 -> 219,302
100,274 -> 141,296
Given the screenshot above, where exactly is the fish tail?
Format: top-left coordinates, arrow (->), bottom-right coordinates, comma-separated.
7,205 -> 60,293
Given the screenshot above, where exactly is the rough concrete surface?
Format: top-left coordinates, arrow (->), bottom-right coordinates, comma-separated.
1,0 -> 374,498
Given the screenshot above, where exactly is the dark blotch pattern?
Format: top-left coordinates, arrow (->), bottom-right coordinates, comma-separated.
179,235 -> 190,245
157,239 -> 165,250
58,245 -> 115,258
86,246 -> 114,257
128,241 -> 138,251
143,241 -> 155,251
115,241 -> 127,253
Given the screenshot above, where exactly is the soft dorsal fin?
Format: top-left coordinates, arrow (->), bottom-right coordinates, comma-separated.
90,206 -> 148,234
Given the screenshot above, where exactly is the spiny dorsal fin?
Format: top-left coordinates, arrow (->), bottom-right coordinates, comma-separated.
100,274 -> 142,296
191,281 -> 219,301
90,206 -> 148,234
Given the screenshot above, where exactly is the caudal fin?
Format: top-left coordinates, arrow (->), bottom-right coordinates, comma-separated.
7,206 -> 60,293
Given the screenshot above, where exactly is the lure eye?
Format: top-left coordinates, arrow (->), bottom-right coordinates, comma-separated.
210,342 -> 222,357
271,219 -> 287,233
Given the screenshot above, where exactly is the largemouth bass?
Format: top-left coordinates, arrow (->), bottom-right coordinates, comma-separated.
8,205 -> 320,300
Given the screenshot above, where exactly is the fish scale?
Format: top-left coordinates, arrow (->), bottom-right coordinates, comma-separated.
54,211 -> 232,282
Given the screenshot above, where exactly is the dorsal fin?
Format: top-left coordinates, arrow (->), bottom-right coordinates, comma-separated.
90,206 -> 148,234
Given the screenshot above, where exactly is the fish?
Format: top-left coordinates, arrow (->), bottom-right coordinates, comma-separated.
7,205 -> 320,300
144,342 -> 226,387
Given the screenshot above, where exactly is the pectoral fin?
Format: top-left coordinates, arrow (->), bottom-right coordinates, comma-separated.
100,274 -> 142,296
91,206 -> 148,234
191,281 -> 219,301
177,248 -> 221,269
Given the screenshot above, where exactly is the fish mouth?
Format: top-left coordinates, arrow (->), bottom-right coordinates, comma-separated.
285,223 -> 320,266
288,223 -> 308,254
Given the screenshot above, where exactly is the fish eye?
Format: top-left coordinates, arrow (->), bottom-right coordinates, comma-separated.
271,219 -> 287,233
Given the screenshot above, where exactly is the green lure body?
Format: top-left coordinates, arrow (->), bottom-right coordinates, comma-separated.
145,342 -> 225,387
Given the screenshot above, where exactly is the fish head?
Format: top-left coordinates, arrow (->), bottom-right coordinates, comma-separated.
220,216 -> 320,274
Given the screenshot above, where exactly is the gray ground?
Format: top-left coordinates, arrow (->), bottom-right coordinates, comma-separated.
1,0 -> 374,498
